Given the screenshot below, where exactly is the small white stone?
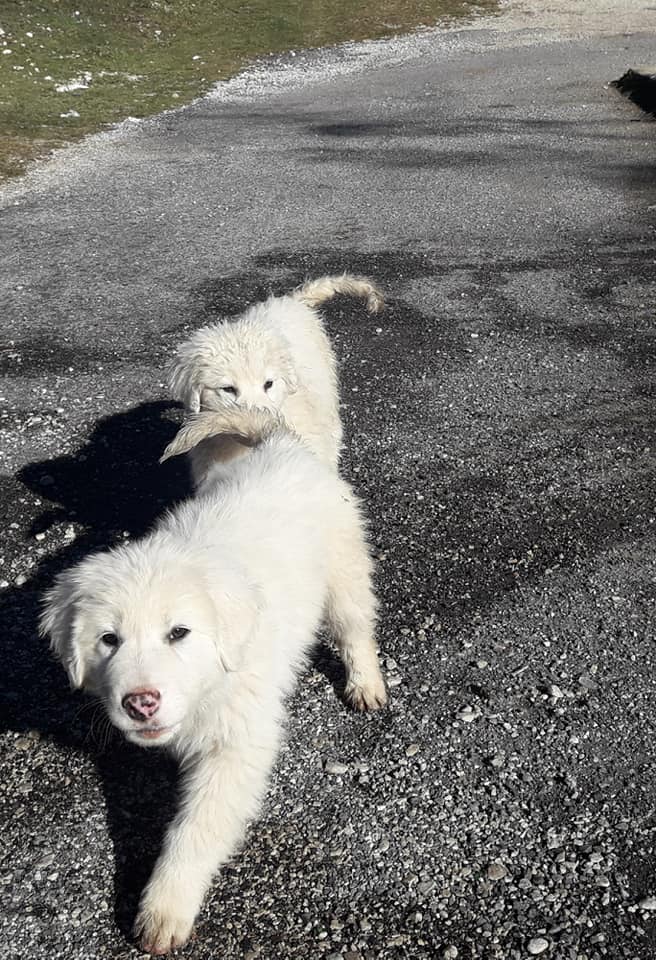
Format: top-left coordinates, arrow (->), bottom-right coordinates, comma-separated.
443,947 -> 458,959
639,896 -> 656,910
456,705 -> 477,723
487,861 -> 507,881
405,743 -> 420,757
527,937 -> 549,955
324,761 -> 348,776
35,852 -> 55,869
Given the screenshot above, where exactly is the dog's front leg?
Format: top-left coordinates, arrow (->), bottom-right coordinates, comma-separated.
135,733 -> 277,954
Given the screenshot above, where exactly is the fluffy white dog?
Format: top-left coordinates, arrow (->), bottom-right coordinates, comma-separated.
168,274 -> 383,485
41,407 -> 386,954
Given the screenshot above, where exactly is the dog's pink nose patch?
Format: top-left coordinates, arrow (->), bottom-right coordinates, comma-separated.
122,689 -> 161,722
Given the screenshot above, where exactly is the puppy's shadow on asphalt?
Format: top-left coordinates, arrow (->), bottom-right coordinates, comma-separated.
1,399 -> 190,940
310,641 -> 348,703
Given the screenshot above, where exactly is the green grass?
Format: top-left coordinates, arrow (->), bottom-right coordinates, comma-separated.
0,0 -> 496,180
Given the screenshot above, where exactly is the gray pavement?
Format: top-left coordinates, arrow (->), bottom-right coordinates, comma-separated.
2,8 -> 656,960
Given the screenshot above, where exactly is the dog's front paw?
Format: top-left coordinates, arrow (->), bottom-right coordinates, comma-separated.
135,887 -> 197,955
345,673 -> 388,711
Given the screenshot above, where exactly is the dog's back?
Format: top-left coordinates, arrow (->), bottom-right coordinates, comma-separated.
161,410 -> 362,675
161,406 -> 365,573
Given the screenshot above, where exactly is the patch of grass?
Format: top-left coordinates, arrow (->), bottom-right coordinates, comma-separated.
0,0 -> 496,180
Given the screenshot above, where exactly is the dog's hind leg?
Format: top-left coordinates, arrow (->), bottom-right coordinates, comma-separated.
325,510 -> 387,712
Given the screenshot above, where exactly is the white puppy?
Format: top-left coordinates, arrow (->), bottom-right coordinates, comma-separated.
41,407 -> 386,955
168,274 -> 383,484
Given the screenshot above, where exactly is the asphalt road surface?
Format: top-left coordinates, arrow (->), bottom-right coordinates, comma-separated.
2,5 -> 656,959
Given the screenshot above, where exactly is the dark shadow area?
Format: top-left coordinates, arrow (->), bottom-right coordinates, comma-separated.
1,399 -> 190,939
200,105 -> 654,185
372,459 -> 656,637
18,399 -> 188,540
193,246 -> 444,324
482,253 -> 656,376
0,333 -> 93,378
612,69 -> 656,119
309,639 -> 346,706
0,326 -> 176,379
203,104 -> 647,144
251,246 -> 442,284
310,121 -> 402,137
195,238 -> 656,380
95,742 -> 179,937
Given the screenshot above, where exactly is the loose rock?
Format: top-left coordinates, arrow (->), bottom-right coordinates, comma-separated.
325,761 -> 349,776
456,705 -> 477,723
487,861 -> 507,881
527,937 -> 549,955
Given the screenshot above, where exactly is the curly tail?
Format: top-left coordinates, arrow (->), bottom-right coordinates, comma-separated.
293,273 -> 384,314
160,408 -> 288,463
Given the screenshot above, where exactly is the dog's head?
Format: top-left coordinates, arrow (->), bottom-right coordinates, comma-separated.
40,541 -> 260,748
169,320 -> 298,415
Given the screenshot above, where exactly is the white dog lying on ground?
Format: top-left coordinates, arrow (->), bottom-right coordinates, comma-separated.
168,274 -> 383,485
41,406 -> 386,954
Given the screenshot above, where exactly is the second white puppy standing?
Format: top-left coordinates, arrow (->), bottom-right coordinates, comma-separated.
168,273 -> 384,486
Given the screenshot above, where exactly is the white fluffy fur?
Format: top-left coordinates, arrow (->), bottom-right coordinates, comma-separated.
41,407 -> 386,954
168,274 -> 383,485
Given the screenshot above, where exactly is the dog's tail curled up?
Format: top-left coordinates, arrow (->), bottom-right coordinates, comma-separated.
160,407 -> 289,463
293,274 -> 384,314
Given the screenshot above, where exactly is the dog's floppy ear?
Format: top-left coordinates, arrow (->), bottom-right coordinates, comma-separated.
168,356 -> 202,414
186,386 -> 202,414
207,573 -> 262,673
39,573 -> 86,689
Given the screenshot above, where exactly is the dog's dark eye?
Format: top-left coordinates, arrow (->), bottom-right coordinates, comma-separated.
100,632 -> 120,648
263,380 -> 274,391
168,626 -> 190,643
220,386 -> 237,396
